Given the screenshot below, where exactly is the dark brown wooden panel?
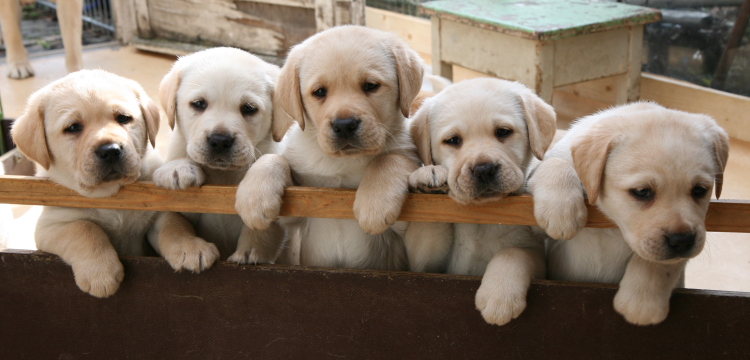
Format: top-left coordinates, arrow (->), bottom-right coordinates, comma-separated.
1,176 -> 750,232
1,250 -> 748,359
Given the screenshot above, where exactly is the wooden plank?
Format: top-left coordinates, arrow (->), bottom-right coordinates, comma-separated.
1,249 -> 750,359
147,0 -> 294,57
242,0 -> 315,8
641,73 -> 750,142
552,27 -> 630,87
365,7 -> 431,55
440,19 -> 538,87
0,176 -> 748,232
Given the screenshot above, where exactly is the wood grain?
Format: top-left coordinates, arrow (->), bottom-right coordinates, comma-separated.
1,176 -> 749,232
2,250 -> 750,359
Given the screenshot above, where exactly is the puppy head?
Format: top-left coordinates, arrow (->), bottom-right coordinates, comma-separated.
159,47 -> 279,170
571,102 -> 729,262
273,25 -> 423,156
12,70 -> 159,197
410,78 -> 556,204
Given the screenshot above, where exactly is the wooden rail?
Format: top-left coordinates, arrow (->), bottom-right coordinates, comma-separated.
1,176 -> 749,232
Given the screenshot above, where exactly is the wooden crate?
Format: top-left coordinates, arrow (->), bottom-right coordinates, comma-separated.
0,173 -> 750,357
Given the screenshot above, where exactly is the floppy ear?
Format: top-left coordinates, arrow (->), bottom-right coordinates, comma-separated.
518,86 -> 557,160
133,86 -> 161,148
409,99 -> 433,165
159,62 -> 182,130
391,39 -> 424,118
571,123 -> 617,205
11,90 -> 52,170
707,121 -> 730,199
273,47 -> 306,142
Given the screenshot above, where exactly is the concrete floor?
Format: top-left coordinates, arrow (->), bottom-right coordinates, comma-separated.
1,46 -> 749,293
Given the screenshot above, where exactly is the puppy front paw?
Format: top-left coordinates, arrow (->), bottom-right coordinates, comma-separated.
163,237 -> 219,273
236,155 -> 290,231
409,165 -> 449,194
153,159 -> 205,190
236,187 -> 283,231
228,249 -> 268,265
72,252 -> 125,298
353,198 -> 400,234
7,60 -> 34,79
534,191 -> 587,240
475,279 -> 528,326
613,287 -> 670,325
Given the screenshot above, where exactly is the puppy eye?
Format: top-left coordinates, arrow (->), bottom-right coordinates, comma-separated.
496,128 -> 513,139
241,103 -> 258,116
444,136 -> 462,147
191,100 -> 207,111
629,187 -> 654,201
116,114 -> 132,124
692,185 -> 708,199
64,123 -> 83,134
363,82 -> 380,93
313,88 -> 327,99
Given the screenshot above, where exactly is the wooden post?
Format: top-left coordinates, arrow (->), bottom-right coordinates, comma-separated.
431,18 -> 453,80
110,0 -> 138,45
315,0 -> 335,31
536,41 -> 555,104
133,0 -> 154,39
620,25 -> 644,103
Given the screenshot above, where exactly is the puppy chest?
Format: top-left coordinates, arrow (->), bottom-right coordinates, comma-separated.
450,224 -> 538,275
92,209 -> 157,256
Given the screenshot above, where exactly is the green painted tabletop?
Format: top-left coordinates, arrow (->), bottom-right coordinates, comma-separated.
420,0 -> 662,41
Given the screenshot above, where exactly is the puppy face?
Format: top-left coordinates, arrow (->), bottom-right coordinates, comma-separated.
411,79 -> 556,204
12,70 -> 159,197
160,47 -> 280,170
272,26 -> 423,156
572,103 -> 729,262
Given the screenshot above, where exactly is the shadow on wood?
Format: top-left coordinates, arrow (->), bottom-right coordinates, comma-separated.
0,249 -> 748,359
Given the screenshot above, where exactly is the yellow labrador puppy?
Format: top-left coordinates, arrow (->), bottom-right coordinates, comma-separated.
153,47 -> 285,267
406,78 -> 556,325
529,102 -> 729,325
10,70 -> 198,297
235,25 -> 423,270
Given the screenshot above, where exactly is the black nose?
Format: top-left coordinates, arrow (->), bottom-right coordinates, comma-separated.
332,118 -> 361,139
208,134 -> 234,154
472,163 -> 498,183
95,143 -> 122,164
665,232 -> 696,255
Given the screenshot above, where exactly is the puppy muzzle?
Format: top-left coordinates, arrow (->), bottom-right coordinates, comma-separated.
330,117 -> 365,152
88,142 -> 139,185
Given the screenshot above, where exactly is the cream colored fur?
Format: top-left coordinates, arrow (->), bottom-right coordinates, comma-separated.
405,78 -> 556,326
235,26 -> 423,271
529,102 -> 730,325
9,70 -> 185,298
152,47 -> 286,269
